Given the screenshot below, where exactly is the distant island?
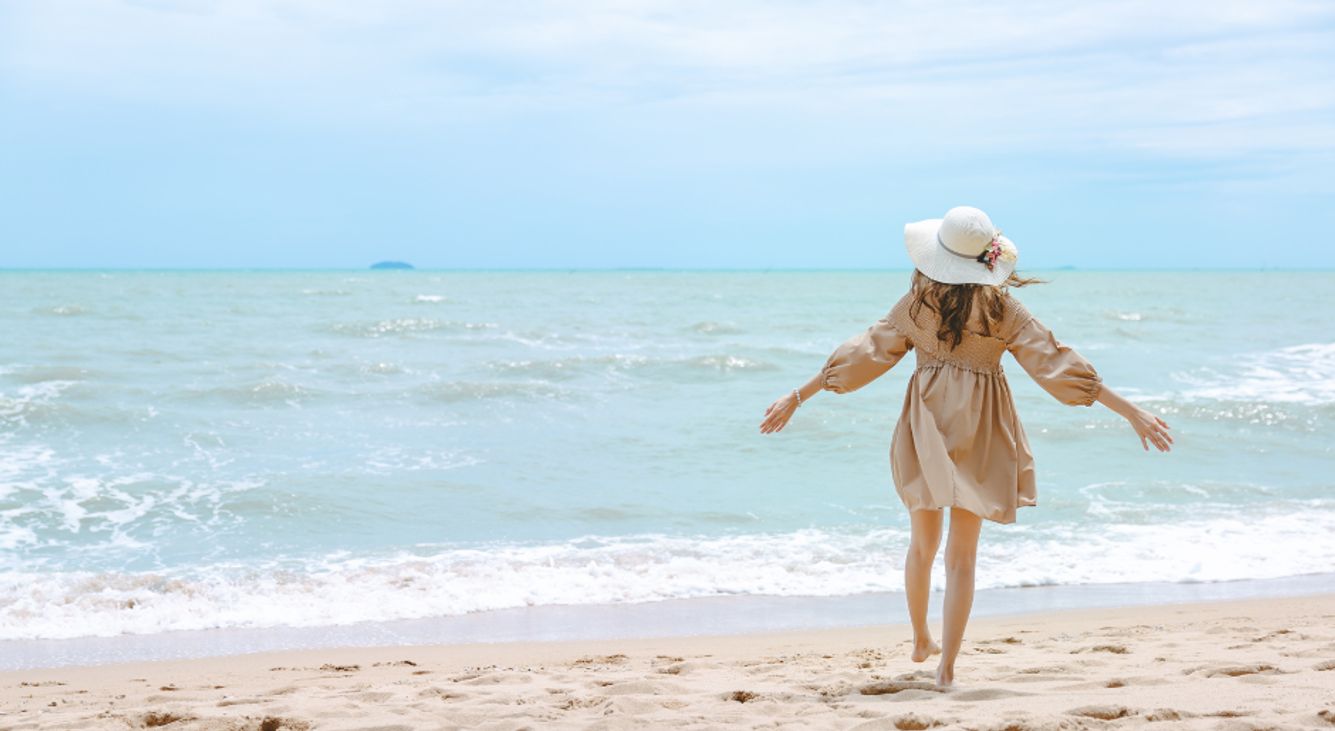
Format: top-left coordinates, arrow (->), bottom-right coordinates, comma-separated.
370,261 -> 414,270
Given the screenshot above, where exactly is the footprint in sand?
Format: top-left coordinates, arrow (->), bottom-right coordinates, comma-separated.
600,680 -> 690,696
1204,709 -> 1256,718
216,697 -> 265,707
810,680 -> 854,699
1069,644 -> 1130,655
1190,663 -> 1284,678
859,680 -> 946,697
1282,647 -> 1335,658
1049,677 -> 1133,691
557,695 -> 607,711
136,711 -> 196,727
886,711 -> 949,729
317,663 -> 360,673
1250,629 -> 1299,642
265,685 -> 301,697
418,686 -> 467,703
452,671 -> 533,686
1142,708 -> 1195,721
655,662 -> 692,675
571,654 -> 629,667
977,636 -> 1023,645
1009,664 -> 1078,678
1066,704 -> 1138,720
949,688 -> 1032,702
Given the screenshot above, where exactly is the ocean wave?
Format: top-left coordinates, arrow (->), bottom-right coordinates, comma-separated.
413,294 -> 448,304
31,304 -> 87,316
1175,342 -> 1335,405
1075,480 -> 1287,521
2,365 -> 93,384
485,353 -> 776,381
330,319 -> 496,338
361,446 -> 481,474
685,321 -> 744,335
0,381 -> 80,426
1105,310 -> 1144,322
176,380 -> 319,407
487,354 -> 651,380
4,507 -> 1334,640
413,380 -> 571,402
360,361 -> 405,375
682,355 -> 775,372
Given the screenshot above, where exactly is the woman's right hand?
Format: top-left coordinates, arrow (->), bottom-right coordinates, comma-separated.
1127,405 -> 1173,452
1095,385 -> 1173,452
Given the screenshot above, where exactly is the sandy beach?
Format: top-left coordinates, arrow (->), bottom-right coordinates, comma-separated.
3,592 -> 1333,730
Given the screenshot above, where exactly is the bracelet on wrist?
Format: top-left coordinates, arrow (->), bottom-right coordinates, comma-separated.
792,388 -> 803,407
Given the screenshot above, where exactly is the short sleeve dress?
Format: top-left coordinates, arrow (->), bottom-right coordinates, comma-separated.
819,289 -> 1103,524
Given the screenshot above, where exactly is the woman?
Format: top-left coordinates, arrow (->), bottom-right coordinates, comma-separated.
759,206 -> 1172,689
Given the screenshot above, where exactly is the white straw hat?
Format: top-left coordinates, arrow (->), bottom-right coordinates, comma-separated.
904,206 -> 1019,286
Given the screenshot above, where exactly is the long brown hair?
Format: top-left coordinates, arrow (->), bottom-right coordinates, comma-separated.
909,269 -> 1045,350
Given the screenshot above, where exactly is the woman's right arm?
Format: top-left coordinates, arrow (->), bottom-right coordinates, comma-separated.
1094,384 -> 1173,452
1005,299 -> 1172,451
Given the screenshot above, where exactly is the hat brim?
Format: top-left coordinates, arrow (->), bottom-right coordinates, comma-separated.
904,218 -> 1017,286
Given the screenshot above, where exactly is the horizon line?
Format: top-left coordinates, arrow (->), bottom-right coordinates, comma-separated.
0,266 -> 1332,273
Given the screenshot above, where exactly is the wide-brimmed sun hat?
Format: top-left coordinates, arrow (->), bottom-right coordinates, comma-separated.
904,206 -> 1019,286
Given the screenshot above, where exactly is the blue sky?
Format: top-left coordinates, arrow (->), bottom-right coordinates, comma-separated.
1,0 -> 1333,269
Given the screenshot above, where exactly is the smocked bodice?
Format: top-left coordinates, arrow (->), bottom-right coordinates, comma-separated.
886,294 -> 1022,376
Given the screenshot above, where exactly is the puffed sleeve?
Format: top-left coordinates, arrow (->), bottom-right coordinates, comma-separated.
1005,303 -> 1103,407
819,299 -> 914,394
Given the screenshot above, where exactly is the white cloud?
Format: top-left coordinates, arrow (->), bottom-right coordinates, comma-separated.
1,0 -> 1333,168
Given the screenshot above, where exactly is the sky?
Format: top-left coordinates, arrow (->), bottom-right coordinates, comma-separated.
1,0 -> 1333,269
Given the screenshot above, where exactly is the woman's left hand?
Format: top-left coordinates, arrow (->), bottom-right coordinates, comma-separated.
760,392 -> 799,434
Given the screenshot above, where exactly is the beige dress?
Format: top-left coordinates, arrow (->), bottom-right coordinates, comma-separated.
819,289 -> 1103,524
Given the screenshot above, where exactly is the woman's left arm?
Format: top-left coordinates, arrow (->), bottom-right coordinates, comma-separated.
759,371 -> 825,434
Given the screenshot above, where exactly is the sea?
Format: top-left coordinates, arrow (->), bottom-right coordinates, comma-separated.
2,270 -> 1333,669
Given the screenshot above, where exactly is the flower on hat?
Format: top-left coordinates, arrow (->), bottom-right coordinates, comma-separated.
974,229 -> 1015,271
978,235 -> 1002,271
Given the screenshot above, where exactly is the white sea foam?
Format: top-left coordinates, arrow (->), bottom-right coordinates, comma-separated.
3,506 -> 1334,641
0,380 -> 79,426
0,465 -> 263,561
362,447 -> 482,474
1176,342 -> 1335,405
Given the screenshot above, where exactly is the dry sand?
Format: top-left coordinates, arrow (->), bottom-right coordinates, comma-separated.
3,592 -> 1334,730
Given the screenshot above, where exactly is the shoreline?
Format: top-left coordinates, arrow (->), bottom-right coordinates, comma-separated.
7,570 -> 1335,672
5,592 -> 1333,729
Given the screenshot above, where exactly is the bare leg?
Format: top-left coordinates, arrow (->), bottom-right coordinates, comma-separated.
905,508 -> 943,662
936,506 -> 982,687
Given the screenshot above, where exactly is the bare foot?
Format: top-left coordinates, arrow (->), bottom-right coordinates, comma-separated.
934,661 -> 954,688
911,638 -> 941,663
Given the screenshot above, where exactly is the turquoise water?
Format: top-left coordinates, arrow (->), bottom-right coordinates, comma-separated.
1,270 -> 1332,641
